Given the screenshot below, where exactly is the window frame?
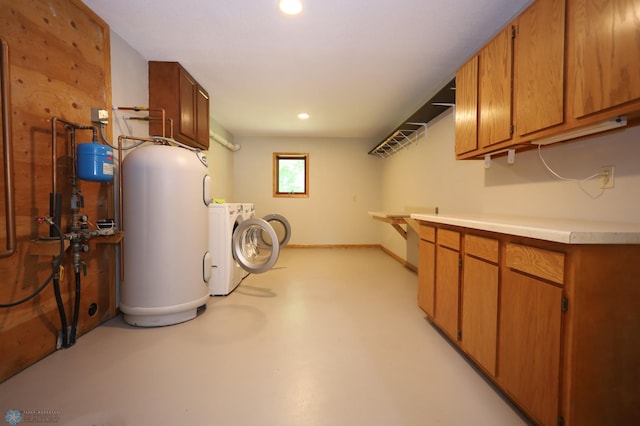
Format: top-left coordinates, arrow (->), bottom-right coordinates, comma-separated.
273,152 -> 309,198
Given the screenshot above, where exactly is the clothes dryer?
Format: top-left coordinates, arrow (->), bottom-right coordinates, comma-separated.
235,204 -> 255,284
208,203 -> 291,296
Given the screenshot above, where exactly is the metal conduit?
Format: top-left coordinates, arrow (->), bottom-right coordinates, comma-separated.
1,37 -> 16,258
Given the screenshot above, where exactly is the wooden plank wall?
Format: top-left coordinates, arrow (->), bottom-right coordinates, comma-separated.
0,0 -> 115,382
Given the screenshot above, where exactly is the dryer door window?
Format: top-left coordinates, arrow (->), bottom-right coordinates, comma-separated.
262,214 -> 291,248
232,218 -> 280,274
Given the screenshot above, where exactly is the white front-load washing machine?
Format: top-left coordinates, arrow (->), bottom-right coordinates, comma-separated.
208,203 -> 291,296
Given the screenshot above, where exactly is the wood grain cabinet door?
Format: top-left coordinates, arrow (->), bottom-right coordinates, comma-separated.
149,61 -> 210,149
500,243 -> 565,424
461,235 -> 499,377
455,55 -> 479,155
570,0 -> 640,118
514,0 -> 565,136
479,25 -> 514,149
179,69 -> 197,141
418,225 -> 436,317
196,85 -> 210,146
418,238 -> 436,317
434,229 -> 461,340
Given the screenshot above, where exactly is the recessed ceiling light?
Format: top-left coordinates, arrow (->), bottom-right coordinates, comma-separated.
280,0 -> 303,15
297,112 -> 310,120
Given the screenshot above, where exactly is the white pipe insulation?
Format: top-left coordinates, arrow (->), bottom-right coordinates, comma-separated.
210,130 -> 240,152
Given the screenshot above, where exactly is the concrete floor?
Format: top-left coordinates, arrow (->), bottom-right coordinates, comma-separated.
0,248 -> 529,425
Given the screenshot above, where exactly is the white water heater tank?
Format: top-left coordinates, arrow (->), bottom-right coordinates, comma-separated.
121,144 -> 212,326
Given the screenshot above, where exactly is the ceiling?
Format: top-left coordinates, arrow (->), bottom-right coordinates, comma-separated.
83,0 -> 532,140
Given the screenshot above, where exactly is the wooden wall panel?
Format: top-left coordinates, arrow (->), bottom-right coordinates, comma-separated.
0,0 -> 114,382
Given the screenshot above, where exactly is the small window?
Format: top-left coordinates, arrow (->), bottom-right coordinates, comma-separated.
273,152 -> 309,198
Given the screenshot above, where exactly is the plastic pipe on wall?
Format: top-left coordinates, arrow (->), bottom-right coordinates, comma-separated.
210,130 -> 240,152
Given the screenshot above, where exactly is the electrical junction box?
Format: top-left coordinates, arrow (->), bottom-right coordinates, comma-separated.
91,107 -> 109,124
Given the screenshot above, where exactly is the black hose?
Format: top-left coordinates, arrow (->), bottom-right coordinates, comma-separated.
69,269 -> 81,346
0,222 -> 65,308
52,275 -> 68,348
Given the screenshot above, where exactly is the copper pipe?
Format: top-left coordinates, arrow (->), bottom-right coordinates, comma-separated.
51,117 -> 76,195
51,118 -> 97,190
115,106 -> 166,137
167,118 -> 174,139
0,38 -> 16,258
50,117 -> 96,242
117,134 -> 125,282
124,116 -> 174,138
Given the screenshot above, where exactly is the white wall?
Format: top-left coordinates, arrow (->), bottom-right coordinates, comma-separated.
110,32 -> 149,138
108,31 -> 149,306
232,136 -> 383,245
207,121 -> 235,201
381,108 -> 640,260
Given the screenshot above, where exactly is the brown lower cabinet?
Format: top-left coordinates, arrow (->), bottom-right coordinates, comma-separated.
499,251 -> 563,426
461,234 -> 499,377
417,225 -> 436,317
417,222 -> 640,426
434,229 -> 461,341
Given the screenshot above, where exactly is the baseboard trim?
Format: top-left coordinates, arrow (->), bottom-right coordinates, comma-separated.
284,244 -> 417,273
285,244 -> 382,249
379,246 -> 418,272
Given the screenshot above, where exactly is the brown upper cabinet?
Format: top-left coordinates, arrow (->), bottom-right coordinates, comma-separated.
514,0 -> 565,136
149,61 -> 210,150
456,0 -> 565,158
454,55 -> 479,155
456,0 -> 640,159
568,0 -> 640,120
478,25 -> 514,150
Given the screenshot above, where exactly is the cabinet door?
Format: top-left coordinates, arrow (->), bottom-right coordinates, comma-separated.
435,245 -> 460,340
461,254 -> 498,376
418,238 -> 435,317
571,0 -> 640,118
514,0 -> 565,136
179,69 -> 196,141
196,85 -> 210,148
479,25 -> 513,148
455,55 -> 478,155
499,270 -> 563,426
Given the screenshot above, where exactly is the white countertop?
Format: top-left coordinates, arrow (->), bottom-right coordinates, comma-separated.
409,213 -> 640,244
368,211 -> 411,219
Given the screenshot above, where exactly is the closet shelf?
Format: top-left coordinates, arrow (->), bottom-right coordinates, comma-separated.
368,123 -> 426,158
368,78 -> 456,158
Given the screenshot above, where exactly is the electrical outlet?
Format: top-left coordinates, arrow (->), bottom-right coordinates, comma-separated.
599,165 -> 614,189
91,107 -> 109,124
